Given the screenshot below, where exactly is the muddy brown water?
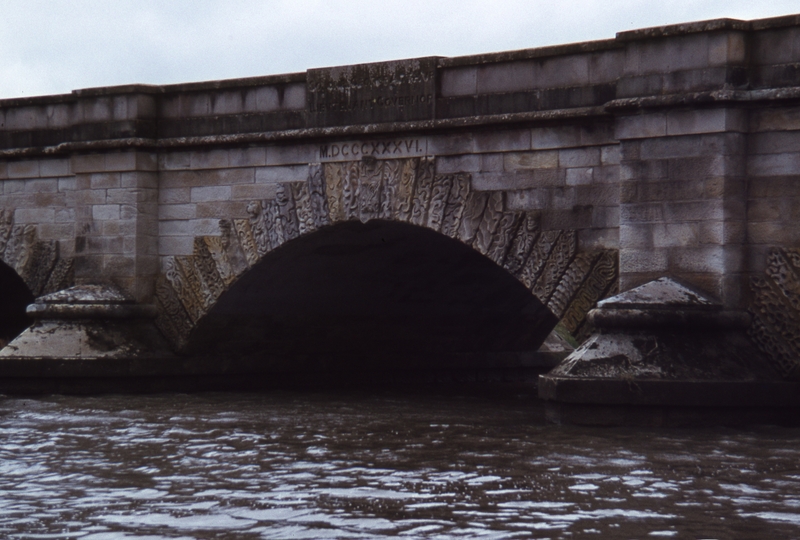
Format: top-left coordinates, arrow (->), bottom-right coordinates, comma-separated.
0,392 -> 798,539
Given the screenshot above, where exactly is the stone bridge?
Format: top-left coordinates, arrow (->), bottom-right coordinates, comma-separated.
1,14 -> 800,389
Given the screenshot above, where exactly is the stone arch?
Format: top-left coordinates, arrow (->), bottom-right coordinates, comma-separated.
0,209 -> 74,301
154,157 -> 618,350
0,208 -> 74,345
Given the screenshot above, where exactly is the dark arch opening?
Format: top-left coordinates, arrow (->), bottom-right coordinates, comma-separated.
187,220 -> 558,382
0,261 -> 34,347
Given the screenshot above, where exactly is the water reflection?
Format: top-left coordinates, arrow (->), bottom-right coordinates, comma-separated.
0,393 -> 798,538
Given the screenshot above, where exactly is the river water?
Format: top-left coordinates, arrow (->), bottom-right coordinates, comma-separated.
0,392 -> 798,539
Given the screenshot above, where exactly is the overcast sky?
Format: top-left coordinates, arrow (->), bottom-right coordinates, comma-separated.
2,0 -> 799,100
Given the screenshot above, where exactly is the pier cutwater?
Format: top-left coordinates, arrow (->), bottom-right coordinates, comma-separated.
1,14 -> 800,424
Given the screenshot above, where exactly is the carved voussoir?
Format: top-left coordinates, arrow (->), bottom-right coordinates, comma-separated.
559,249 -> 618,334
233,219 -> 259,267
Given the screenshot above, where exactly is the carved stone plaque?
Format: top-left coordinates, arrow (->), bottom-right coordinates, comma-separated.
307,57 -> 438,126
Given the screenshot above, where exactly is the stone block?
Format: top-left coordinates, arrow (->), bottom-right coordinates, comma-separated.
441,67 -> 477,97
72,154 -> 106,174
748,131 -> 800,155
616,113 -> 667,140
90,173 -> 121,189
505,189 -> 549,211
159,187 -> 191,204
620,223 -> 654,248
190,185 -> 231,203
5,106 -> 46,130
471,171 -> 536,191
540,207 -> 592,230
428,133 -> 474,156
589,49 -> 623,84
591,205 -> 619,229
183,93 -> 211,117
619,249 -> 668,273
105,188 -> 139,205
480,153 -> 504,172
212,92 -> 243,115
161,168 -> 255,189
265,144 -> 317,166
55,208 -> 76,223
747,153 -> 800,177
593,165 -> 619,184
46,104 -> 70,128
191,149 -> 230,170
639,133 -> 743,160
102,220 -> 137,237
566,167 -> 593,186
559,148 -> 600,168
121,171 -> 159,189
747,176 -> 800,199
229,147 -> 268,167
230,183 -> 279,200
436,154 -> 481,174
473,129 -> 530,153
25,178 -> 58,193
749,221 -> 800,245
531,126 -> 580,150
600,145 -> 621,166
159,220 -> 192,236
504,150 -> 558,170
247,87 -> 279,112
752,27 -> 797,65
159,204 -> 197,220
84,97 -> 113,122
283,83 -> 306,109
14,207 -> 54,223
535,54 -> 590,88
620,203 -> 664,223
578,227 -> 619,251
112,96 -> 128,120
625,34 -> 710,76
670,246 -> 725,274
664,200 -> 724,222
40,159 -> 70,177
652,222 -> 700,248
103,152 -> 137,172
0,162 -> 7,180
7,160 -> 40,179
38,222 -> 75,241
255,165 -> 308,184
708,32 -> 747,65
576,184 -> 618,206
92,204 -> 120,221
195,201 -> 249,219
102,255 -> 135,277
751,107 -> 800,133
476,61 -> 535,94
162,151 -> 192,171
666,109 -> 746,136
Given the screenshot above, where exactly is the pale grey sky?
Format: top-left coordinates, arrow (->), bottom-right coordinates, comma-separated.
2,0 -> 799,99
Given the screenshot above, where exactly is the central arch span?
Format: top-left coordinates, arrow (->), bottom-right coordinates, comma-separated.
155,157 -> 619,367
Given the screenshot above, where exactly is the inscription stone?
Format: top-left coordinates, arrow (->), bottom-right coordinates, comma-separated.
307,58 -> 438,126
318,138 -> 429,162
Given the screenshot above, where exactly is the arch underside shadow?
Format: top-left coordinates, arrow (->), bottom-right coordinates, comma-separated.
156,158 -> 619,364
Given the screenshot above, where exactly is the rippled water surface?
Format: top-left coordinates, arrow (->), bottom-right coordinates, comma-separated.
1,392 -> 799,539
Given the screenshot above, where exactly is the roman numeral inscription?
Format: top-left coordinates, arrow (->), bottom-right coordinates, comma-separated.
318,138 -> 428,162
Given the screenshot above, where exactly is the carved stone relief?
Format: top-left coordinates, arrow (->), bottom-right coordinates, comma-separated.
155,158 -> 619,350
749,247 -> 800,379
0,209 -> 73,297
